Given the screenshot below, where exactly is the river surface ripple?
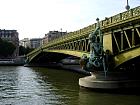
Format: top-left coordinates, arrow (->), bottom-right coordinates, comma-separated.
0,66 -> 140,105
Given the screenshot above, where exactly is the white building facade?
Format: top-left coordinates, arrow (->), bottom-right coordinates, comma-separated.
19,38 -> 30,48
29,38 -> 43,48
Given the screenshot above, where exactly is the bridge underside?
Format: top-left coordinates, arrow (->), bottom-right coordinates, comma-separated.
114,46 -> 140,68
28,48 -> 140,71
117,55 -> 140,71
28,50 -> 86,66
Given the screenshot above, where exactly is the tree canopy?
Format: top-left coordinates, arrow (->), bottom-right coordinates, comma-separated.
19,46 -> 34,56
0,38 -> 16,58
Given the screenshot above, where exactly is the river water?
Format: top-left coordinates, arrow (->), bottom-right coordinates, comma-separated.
0,66 -> 140,105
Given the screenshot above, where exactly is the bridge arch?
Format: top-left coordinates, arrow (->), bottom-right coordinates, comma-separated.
27,49 -> 89,65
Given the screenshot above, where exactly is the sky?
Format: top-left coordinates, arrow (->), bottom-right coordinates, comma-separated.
0,0 -> 140,40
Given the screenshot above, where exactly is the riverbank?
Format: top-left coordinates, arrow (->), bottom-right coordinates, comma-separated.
0,56 -> 25,66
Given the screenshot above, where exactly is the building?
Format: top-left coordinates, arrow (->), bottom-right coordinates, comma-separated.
43,31 -> 67,44
0,29 -> 19,58
19,38 -> 30,48
29,38 -> 42,48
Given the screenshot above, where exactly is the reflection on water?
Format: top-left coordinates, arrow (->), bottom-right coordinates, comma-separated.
0,66 -> 140,105
79,90 -> 140,105
0,66 -> 65,105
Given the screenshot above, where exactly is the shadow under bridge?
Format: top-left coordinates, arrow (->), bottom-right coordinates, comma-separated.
28,49 -> 88,66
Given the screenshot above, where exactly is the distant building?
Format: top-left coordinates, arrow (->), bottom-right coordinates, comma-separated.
29,38 -> 42,48
19,38 -> 30,48
0,29 -> 19,58
43,31 -> 67,44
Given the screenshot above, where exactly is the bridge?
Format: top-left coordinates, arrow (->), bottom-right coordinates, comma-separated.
26,6 -> 140,71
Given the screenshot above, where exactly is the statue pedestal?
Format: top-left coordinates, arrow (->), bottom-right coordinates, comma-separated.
79,71 -> 140,89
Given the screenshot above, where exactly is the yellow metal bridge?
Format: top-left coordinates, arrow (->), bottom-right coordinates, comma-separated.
26,6 -> 140,70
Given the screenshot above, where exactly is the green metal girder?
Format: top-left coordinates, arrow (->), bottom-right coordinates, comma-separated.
114,46 -> 140,67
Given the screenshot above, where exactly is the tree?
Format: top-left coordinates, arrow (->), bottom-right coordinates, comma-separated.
0,38 -> 16,58
19,46 -> 26,55
26,47 -> 34,54
19,46 -> 34,56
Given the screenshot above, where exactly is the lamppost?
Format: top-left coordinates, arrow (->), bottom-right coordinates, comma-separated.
60,28 -> 62,36
125,0 -> 130,11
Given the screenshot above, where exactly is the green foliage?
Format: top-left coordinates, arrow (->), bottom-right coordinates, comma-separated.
0,38 -> 16,57
19,46 -> 26,55
19,46 -> 34,55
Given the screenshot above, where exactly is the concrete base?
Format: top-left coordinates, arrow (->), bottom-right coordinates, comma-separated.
79,72 -> 140,89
